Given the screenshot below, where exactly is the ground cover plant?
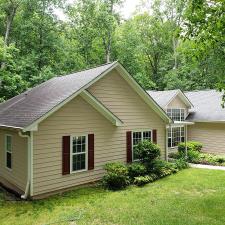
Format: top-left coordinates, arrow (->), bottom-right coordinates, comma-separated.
169,141 -> 225,166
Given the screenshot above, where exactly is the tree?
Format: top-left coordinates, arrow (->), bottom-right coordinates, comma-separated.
183,0 -> 225,104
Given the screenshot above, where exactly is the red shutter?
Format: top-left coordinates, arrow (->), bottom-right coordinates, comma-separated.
153,129 -> 157,144
88,134 -> 94,170
126,131 -> 132,163
62,136 -> 70,175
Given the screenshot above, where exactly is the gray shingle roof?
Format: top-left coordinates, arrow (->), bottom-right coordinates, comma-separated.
0,62 -> 116,128
147,90 -> 179,108
185,90 -> 225,122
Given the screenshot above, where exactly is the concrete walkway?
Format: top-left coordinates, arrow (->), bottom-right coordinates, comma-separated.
190,163 -> 225,171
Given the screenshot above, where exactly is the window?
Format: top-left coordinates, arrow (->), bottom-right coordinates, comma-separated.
71,135 -> 87,172
5,135 -> 12,169
132,131 -> 152,161
167,108 -> 185,121
168,126 -> 185,148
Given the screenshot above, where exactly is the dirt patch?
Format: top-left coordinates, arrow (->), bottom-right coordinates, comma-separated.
0,186 -> 22,202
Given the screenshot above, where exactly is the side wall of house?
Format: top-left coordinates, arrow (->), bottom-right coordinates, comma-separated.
32,69 -> 166,196
0,128 -> 27,192
188,122 -> 225,155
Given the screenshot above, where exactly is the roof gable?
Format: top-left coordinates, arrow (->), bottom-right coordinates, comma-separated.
147,89 -> 193,108
0,62 -> 171,131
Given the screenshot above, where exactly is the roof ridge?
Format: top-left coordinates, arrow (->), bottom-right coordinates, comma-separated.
56,61 -> 117,78
185,89 -> 216,93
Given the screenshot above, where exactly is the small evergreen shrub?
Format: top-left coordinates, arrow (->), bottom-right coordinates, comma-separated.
102,162 -> 130,190
133,175 -> 153,186
178,141 -> 203,153
168,152 -> 180,159
135,140 -> 161,163
148,160 -> 178,177
174,158 -> 190,170
127,163 -> 147,180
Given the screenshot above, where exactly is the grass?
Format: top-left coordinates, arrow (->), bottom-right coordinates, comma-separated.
0,168 -> 225,225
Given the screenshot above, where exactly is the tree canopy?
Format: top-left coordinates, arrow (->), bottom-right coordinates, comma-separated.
0,0 -> 224,103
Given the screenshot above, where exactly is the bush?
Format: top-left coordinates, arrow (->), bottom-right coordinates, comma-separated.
187,149 -> 200,162
174,158 -> 190,170
102,162 -> 130,190
178,141 -> 203,153
127,163 -> 147,180
168,152 -> 180,159
133,175 -> 153,186
135,140 -> 161,163
148,159 -> 178,177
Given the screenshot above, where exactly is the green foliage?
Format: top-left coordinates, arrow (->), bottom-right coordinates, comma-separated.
174,158 -> 190,170
149,159 -> 178,177
102,162 -> 130,190
196,153 -> 225,166
178,141 -> 203,153
127,162 -> 147,180
133,175 -> 153,186
135,140 -> 161,163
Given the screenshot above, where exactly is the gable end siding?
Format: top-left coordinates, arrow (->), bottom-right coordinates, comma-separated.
32,69 -> 166,197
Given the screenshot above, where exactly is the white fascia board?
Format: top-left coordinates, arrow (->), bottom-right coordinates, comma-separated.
0,124 -> 23,130
116,65 -> 172,124
80,90 -> 123,126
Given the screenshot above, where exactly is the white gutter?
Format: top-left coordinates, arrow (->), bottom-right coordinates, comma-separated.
18,131 -> 31,199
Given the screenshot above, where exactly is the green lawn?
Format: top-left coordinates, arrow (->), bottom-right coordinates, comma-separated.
0,168 -> 225,225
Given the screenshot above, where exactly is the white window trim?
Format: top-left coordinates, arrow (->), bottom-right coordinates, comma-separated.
131,130 -> 153,162
168,126 -> 185,148
70,134 -> 88,174
166,108 -> 186,121
5,134 -> 12,170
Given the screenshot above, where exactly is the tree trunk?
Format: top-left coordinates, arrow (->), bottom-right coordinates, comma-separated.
1,3 -> 18,69
173,36 -> 178,69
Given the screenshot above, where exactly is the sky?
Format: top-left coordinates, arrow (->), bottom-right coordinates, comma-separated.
55,0 -> 141,21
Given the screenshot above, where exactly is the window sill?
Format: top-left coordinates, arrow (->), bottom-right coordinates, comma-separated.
5,167 -> 12,172
70,168 -> 88,175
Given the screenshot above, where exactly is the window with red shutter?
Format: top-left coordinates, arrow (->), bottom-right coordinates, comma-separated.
62,136 -> 70,175
126,131 -> 132,163
153,129 -> 157,144
88,134 -> 94,170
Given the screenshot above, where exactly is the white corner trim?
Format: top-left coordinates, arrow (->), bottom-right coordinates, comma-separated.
80,90 -> 123,126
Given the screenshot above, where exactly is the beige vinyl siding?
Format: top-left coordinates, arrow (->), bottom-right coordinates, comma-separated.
32,69 -> 166,196
0,128 -> 27,192
166,95 -> 189,118
188,122 -> 225,155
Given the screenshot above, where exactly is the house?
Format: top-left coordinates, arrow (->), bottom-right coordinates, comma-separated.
0,62 -> 172,199
148,89 -> 225,155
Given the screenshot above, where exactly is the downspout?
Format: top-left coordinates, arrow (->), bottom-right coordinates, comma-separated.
18,131 -> 31,199
165,125 -> 168,162
185,125 -> 188,159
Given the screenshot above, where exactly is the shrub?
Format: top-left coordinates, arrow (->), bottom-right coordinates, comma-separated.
135,140 -> 161,163
187,149 -> 200,162
102,162 -> 130,190
215,155 -> 225,164
127,163 -> 147,180
178,141 -> 203,153
133,175 -> 153,186
148,160 -> 178,177
174,158 -> 189,170
168,152 -> 180,159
